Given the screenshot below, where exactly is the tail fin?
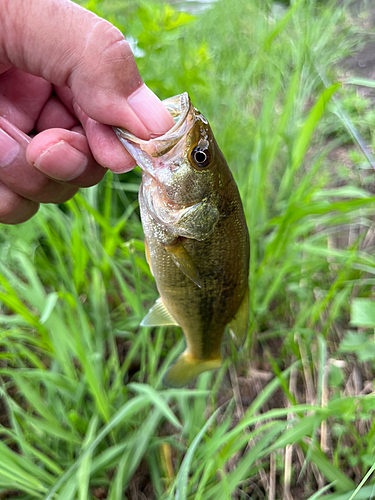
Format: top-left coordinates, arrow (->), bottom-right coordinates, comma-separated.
163,351 -> 221,388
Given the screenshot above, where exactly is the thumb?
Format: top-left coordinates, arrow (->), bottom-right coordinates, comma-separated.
0,0 -> 174,138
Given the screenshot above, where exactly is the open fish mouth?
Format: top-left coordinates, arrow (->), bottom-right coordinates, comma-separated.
114,92 -> 194,162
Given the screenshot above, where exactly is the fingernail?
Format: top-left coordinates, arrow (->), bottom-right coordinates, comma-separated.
128,84 -> 175,136
0,128 -> 21,167
34,140 -> 88,181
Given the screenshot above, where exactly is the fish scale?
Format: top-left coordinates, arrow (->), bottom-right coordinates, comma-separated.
115,92 -> 249,387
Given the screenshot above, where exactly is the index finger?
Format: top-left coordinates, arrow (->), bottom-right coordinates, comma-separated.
56,85 -> 136,173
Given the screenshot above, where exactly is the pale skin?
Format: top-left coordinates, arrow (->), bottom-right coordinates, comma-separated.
0,0 -> 175,224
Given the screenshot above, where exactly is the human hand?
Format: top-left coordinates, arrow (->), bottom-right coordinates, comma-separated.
0,0 -> 175,223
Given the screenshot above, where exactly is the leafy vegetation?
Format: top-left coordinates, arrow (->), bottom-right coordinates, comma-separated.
1,0 -> 375,498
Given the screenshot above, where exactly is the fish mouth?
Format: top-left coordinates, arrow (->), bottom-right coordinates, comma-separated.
114,92 -> 194,159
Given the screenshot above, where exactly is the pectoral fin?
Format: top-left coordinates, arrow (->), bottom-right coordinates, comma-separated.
228,287 -> 250,351
164,240 -> 201,288
163,350 -> 222,388
141,298 -> 179,327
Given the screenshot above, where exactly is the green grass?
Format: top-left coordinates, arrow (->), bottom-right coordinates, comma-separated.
1,0 -> 375,498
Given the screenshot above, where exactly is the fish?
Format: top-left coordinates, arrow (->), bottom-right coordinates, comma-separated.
114,92 -> 250,388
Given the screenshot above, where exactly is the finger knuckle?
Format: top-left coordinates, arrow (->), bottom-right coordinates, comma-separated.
83,20 -> 130,64
95,26 -> 136,75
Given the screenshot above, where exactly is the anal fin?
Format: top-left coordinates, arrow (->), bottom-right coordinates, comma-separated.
163,351 -> 221,388
141,298 -> 179,327
228,286 -> 250,351
164,239 -> 201,288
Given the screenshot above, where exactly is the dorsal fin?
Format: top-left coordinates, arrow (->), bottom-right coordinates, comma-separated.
140,298 -> 179,327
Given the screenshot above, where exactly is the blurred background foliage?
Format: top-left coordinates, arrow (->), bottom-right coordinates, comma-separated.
1,0 -> 375,499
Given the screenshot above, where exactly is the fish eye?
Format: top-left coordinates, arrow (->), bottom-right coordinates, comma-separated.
191,147 -> 211,168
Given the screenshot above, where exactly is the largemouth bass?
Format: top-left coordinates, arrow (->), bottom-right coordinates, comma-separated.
115,93 -> 249,387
